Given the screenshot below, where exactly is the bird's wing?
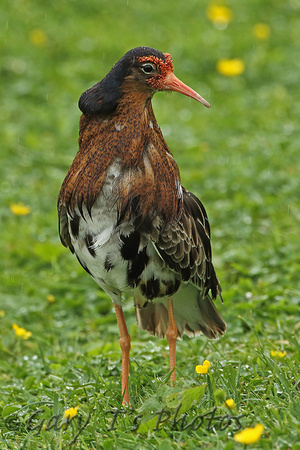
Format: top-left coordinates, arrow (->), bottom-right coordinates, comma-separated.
154,188 -> 221,299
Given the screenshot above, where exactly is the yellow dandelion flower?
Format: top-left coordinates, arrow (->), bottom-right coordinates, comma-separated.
47,294 -> 55,303
234,423 -> 264,445
206,4 -> 233,26
0,310 -> 5,317
9,203 -> 31,216
253,23 -> 270,40
12,323 -> 32,340
29,28 -> 47,47
196,359 -> 211,374
225,398 -> 236,409
64,406 -> 79,420
217,58 -> 245,77
270,350 -> 286,358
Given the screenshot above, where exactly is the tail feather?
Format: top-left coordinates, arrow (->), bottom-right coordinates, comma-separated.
135,301 -> 168,338
135,284 -> 226,339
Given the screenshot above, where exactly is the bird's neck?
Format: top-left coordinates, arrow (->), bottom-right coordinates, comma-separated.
61,93 -> 182,224
78,92 -> 167,164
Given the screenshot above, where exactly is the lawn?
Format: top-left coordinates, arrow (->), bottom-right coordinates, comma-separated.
0,0 -> 299,448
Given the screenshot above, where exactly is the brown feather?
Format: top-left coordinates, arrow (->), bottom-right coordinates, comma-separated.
154,188 -> 221,299
58,92 -> 181,227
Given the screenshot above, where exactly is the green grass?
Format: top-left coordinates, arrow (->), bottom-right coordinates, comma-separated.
1,0 -> 300,448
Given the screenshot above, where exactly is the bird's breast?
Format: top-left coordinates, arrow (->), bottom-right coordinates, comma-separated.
66,157 -> 181,304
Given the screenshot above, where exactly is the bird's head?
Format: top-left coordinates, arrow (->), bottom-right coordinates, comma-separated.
79,47 -> 210,115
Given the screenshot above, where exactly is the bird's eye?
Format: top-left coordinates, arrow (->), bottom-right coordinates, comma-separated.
141,63 -> 156,74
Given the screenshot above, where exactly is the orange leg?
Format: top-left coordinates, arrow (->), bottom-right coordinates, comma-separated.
165,298 -> 178,385
114,304 -> 131,406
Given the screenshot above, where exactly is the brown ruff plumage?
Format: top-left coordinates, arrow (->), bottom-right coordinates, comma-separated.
60,93 -> 180,225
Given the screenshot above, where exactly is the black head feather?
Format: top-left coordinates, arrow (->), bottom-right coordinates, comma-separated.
78,47 -> 166,116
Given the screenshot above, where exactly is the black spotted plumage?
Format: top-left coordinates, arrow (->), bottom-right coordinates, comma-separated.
104,256 -> 114,272
126,247 -> 149,288
69,213 -> 80,238
85,234 -> 96,257
120,231 -> 141,260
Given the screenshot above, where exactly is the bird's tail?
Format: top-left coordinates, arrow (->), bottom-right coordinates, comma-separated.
135,284 -> 226,339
